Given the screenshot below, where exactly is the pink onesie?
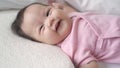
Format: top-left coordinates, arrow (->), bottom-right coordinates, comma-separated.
57,12 -> 120,68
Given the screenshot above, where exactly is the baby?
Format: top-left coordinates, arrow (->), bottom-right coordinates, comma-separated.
11,2 -> 120,68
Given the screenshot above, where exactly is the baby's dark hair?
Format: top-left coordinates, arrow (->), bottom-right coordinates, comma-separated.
11,2 -> 48,42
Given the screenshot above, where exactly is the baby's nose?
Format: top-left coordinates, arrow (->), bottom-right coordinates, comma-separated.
44,17 -> 60,31
44,17 -> 55,27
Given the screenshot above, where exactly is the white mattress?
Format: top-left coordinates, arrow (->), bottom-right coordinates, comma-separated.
0,10 -> 120,68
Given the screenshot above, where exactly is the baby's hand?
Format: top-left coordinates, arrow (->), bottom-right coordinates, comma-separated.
80,61 -> 98,68
52,3 -> 77,13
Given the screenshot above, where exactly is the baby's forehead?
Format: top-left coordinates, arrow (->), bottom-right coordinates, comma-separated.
25,3 -> 48,12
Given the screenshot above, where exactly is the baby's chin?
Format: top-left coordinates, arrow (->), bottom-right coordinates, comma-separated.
43,36 -> 66,45
48,39 -> 64,45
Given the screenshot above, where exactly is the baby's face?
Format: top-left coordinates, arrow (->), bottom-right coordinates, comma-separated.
21,3 -> 74,44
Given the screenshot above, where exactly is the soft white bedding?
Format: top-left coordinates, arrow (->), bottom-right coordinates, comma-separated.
66,0 -> 120,15
0,0 -> 120,68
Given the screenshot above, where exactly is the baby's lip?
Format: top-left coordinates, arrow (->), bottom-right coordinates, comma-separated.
55,19 -> 61,31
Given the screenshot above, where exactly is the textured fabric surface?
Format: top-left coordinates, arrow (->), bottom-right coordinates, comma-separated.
58,12 -> 120,67
65,0 -> 120,15
1,0 -> 120,15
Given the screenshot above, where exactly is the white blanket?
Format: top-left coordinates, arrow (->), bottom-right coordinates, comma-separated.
0,0 -> 120,67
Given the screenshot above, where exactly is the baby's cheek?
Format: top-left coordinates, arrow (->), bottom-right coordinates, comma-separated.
44,29 -> 56,38
44,30 -> 61,44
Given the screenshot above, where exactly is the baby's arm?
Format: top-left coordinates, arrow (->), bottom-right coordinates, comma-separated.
79,61 -> 99,68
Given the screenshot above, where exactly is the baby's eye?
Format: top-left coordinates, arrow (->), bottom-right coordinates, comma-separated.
46,8 -> 51,16
40,24 -> 44,31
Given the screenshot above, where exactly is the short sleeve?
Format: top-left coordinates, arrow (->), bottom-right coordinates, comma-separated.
73,46 -> 97,67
